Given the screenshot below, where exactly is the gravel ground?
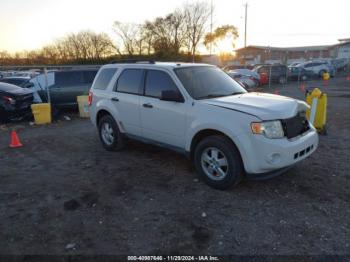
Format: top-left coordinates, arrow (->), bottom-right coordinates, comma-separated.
0,76 -> 349,256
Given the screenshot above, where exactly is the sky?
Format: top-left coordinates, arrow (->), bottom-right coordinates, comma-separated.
0,0 -> 350,53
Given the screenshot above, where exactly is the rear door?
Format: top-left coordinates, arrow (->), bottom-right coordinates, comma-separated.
52,71 -> 84,105
113,68 -> 143,136
140,69 -> 188,148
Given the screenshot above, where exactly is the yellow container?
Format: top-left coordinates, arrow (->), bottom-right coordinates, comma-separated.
306,88 -> 327,133
77,95 -> 90,118
31,103 -> 52,125
323,72 -> 330,81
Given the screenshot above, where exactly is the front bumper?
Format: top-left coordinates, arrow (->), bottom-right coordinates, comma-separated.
236,126 -> 319,175
246,165 -> 294,181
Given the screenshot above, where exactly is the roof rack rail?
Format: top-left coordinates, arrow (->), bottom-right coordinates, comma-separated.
110,59 -> 156,64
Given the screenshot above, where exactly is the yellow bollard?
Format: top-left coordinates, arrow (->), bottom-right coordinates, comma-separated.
31,103 -> 52,125
323,72 -> 330,81
77,96 -> 90,118
306,88 -> 327,134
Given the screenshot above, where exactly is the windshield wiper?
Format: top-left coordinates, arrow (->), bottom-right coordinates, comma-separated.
197,92 -> 245,100
225,92 -> 245,96
197,94 -> 226,100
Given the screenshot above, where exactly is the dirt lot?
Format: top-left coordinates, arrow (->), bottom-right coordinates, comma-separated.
0,76 -> 349,256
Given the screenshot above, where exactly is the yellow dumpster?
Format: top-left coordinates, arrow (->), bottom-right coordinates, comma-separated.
323,72 -> 330,81
31,103 -> 52,125
77,95 -> 90,118
306,88 -> 327,133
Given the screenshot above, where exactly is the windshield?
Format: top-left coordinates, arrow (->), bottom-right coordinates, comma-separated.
174,66 -> 247,100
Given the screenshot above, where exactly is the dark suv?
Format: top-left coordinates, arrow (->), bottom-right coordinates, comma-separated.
253,64 -> 288,84
28,69 -> 98,107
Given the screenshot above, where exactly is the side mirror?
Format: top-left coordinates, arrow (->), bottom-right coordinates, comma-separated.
160,90 -> 184,103
23,82 -> 34,88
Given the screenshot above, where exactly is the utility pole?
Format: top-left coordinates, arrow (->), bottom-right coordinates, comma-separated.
244,2 -> 248,48
210,0 -> 213,55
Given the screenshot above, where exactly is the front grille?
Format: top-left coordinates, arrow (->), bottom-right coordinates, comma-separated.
294,145 -> 314,160
282,114 -> 310,139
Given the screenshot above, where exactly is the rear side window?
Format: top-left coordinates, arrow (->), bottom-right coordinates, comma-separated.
93,68 -> 117,90
83,70 -> 98,84
116,69 -> 143,95
145,70 -> 179,98
55,71 -> 83,87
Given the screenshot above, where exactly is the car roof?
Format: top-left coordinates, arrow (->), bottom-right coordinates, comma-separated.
101,62 -> 213,70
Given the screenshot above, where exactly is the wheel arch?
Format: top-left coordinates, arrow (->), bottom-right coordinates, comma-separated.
189,129 -> 243,162
96,109 -> 113,126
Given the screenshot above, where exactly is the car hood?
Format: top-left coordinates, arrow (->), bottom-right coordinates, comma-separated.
201,92 -> 309,120
0,83 -> 33,96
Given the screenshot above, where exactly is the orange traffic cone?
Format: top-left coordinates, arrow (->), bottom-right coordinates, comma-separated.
300,84 -> 305,93
9,130 -> 23,148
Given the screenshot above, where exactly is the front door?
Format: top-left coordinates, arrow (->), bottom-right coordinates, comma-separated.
140,69 -> 188,149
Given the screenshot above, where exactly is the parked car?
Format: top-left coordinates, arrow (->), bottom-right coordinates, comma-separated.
222,65 -> 254,71
298,61 -> 333,77
0,82 -> 34,123
0,76 -> 31,87
231,69 -> 260,84
253,64 -> 288,84
28,69 -> 98,107
89,62 -> 318,190
289,62 -> 301,67
227,71 -> 258,89
288,67 -> 314,81
331,58 -> 348,71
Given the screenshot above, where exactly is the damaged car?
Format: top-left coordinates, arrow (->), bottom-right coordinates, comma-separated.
0,82 -> 34,123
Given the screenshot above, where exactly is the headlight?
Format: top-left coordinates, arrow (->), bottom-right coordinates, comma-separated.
251,120 -> 285,139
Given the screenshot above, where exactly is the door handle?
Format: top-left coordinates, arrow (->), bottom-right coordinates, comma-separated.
143,103 -> 153,109
111,97 -> 119,102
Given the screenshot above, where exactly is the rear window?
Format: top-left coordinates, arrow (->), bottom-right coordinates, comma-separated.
93,68 -> 117,90
116,69 -> 143,95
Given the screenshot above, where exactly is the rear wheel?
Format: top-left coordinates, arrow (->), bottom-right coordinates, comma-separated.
98,115 -> 125,151
194,136 -> 243,190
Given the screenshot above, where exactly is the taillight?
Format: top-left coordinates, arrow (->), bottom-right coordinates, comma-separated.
88,90 -> 93,106
2,96 -> 16,105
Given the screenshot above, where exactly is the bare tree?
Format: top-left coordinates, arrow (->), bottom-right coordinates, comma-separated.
113,22 -> 142,55
204,25 -> 239,52
184,1 -> 211,61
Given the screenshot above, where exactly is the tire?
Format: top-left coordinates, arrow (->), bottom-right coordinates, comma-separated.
319,70 -> 326,78
278,76 -> 287,84
194,135 -> 243,190
98,115 -> 125,151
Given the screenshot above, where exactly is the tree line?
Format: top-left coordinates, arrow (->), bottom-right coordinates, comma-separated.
0,1 -> 238,65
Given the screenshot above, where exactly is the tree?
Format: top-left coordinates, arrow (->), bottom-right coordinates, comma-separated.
184,1 -> 211,61
144,10 -> 187,57
113,22 -> 142,55
204,25 -> 239,53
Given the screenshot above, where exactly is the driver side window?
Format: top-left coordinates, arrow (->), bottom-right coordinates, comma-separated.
144,70 -> 181,99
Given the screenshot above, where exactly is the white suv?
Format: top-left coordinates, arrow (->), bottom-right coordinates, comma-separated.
89,61 -> 318,189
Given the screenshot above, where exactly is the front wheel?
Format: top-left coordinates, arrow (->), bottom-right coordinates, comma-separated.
194,136 -> 243,190
98,115 -> 125,151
